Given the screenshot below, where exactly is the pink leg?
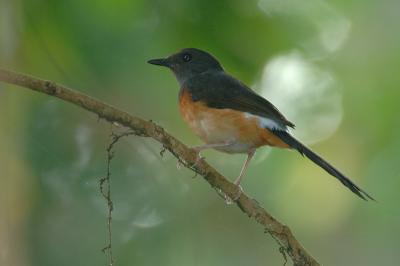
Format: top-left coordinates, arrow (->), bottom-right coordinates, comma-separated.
234,149 -> 256,186
190,142 -> 233,167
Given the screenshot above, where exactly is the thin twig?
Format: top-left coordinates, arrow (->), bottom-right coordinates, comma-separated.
0,69 -> 320,266
99,130 -> 134,266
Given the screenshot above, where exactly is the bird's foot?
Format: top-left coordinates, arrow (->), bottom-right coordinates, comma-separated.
215,185 -> 243,205
190,147 -> 205,168
194,153 -> 205,166
230,184 -> 244,202
176,146 -> 206,170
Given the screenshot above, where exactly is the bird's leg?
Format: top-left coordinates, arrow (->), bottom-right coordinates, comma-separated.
229,149 -> 256,201
190,142 -> 233,166
234,149 -> 256,186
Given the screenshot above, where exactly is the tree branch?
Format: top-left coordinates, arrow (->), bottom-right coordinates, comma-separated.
0,69 -> 320,266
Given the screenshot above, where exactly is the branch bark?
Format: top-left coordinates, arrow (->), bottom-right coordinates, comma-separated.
0,69 -> 320,266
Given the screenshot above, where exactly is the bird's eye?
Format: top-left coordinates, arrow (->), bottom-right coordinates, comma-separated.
182,53 -> 192,62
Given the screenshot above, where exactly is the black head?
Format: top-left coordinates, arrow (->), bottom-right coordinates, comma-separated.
148,48 -> 224,85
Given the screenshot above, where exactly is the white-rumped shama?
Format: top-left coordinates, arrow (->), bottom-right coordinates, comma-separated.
148,48 -> 374,201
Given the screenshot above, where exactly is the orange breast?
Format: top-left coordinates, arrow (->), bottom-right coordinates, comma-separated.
179,89 -> 289,153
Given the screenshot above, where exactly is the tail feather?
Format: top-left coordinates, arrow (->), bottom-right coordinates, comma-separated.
272,129 -> 375,201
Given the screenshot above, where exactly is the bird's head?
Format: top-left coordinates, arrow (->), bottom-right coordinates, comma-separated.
148,48 -> 223,85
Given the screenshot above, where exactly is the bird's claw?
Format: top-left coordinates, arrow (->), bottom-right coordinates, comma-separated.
195,153 -> 205,164
216,185 -> 243,205
190,148 -> 205,168
229,185 -> 243,202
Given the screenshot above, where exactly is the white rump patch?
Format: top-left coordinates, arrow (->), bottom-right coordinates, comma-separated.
244,112 -> 285,131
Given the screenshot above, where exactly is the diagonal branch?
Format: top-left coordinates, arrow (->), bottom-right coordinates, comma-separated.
0,69 -> 320,266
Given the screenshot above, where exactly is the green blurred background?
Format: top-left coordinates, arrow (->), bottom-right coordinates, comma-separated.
1,0 -> 399,265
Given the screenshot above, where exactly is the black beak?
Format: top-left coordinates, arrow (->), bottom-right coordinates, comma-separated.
147,58 -> 170,67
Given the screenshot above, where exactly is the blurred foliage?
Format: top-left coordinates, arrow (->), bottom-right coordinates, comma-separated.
1,0 -> 400,265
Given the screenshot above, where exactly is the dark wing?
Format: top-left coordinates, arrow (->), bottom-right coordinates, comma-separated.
186,71 -> 295,129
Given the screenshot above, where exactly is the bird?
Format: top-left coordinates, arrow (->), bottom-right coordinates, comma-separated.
148,48 -> 374,201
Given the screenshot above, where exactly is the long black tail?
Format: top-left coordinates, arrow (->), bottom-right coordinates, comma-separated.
272,129 -> 375,201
